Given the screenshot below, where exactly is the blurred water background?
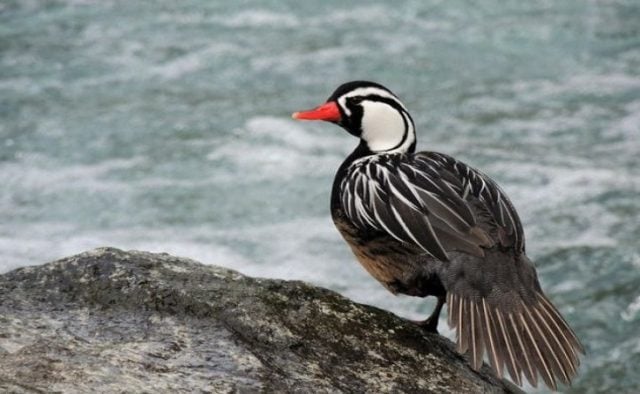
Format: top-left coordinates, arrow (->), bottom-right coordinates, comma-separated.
1,0 -> 639,392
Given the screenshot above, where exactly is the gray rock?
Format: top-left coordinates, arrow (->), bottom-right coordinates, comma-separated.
0,247 -> 522,393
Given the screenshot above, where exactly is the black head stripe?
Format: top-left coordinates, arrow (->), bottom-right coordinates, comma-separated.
327,80 -> 394,102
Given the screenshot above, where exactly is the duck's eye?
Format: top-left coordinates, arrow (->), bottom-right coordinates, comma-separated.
348,96 -> 364,105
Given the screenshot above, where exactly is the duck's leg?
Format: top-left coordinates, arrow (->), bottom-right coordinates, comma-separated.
413,296 -> 446,333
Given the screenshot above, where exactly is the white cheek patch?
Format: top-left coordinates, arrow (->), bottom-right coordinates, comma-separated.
360,101 -> 407,152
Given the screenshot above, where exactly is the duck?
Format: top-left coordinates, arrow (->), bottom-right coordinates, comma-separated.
292,80 -> 584,390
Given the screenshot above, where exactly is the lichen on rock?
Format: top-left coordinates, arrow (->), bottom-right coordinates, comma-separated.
0,247 -> 522,393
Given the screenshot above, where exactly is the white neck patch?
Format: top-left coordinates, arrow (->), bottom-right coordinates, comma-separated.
360,101 -> 414,153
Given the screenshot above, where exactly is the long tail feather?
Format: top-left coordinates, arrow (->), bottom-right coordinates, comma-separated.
537,293 -> 585,354
481,298 -> 502,377
508,311 -> 538,387
447,291 -> 583,390
495,308 -> 522,386
470,300 -> 485,370
459,296 -> 470,353
535,296 -> 581,370
518,310 -> 557,389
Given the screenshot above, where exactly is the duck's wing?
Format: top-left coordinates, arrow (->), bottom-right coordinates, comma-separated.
339,151 -> 524,261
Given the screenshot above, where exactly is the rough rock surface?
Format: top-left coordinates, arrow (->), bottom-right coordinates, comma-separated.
0,248 -> 522,393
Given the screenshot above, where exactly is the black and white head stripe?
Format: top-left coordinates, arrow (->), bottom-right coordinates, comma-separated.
335,86 -> 408,117
339,151 -> 524,260
328,81 -> 416,154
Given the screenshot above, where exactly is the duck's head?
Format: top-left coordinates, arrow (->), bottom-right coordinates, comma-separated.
293,81 -> 416,154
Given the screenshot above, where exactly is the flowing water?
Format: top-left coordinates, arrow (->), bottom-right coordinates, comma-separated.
1,1 -> 639,392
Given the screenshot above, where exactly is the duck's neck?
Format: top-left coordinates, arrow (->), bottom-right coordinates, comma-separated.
360,104 -> 417,155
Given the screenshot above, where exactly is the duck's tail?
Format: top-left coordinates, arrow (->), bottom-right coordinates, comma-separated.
447,290 -> 584,390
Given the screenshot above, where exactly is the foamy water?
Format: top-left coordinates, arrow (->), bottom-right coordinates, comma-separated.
1,1 -> 639,392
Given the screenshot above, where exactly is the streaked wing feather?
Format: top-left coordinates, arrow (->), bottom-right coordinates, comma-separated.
340,152 -> 521,259
389,195 -> 449,261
